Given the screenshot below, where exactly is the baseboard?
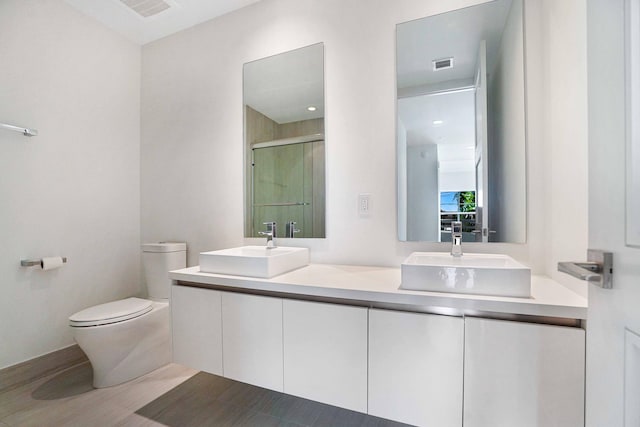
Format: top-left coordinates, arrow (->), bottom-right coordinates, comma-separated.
0,344 -> 88,394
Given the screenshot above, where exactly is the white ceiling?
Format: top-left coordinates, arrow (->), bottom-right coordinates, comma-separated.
398,89 -> 475,165
398,89 -> 475,146
397,0 -> 515,170
65,0 -> 322,125
64,0 -> 261,45
396,0 -> 512,90
244,43 -> 324,125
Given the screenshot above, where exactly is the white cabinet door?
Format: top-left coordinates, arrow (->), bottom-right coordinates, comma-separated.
283,300 -> 368,413
464,317 -> 585,427
221,292 -> 283,391
171,285 -> 223,375
368,309 -> 464,427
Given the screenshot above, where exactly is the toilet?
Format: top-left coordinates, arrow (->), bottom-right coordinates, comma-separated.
69,242 -> 186,388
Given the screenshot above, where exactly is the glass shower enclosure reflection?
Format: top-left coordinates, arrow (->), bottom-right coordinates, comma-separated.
251,137 -> 325,238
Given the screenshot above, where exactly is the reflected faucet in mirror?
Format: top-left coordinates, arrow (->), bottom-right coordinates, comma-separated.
451,221 -> 463,257
286,221 -> 300,238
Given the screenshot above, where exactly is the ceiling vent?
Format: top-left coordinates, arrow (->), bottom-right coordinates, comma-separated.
120,0 -> 171,18
433,57 -> 454,71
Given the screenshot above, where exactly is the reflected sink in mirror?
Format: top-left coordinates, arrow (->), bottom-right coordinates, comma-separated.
199,246 -> 309,278
400,252 -> 531,298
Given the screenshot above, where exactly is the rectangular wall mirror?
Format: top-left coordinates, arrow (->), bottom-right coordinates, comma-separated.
244,43 -> 326,238
397,0 -> 527,243
626,0 -> 640,247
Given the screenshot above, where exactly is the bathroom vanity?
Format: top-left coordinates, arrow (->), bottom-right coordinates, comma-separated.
169,263 -> 586,427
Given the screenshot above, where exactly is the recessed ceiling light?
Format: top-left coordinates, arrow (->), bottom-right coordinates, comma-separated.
432,120 -> 444,126
307,106 -> 317,112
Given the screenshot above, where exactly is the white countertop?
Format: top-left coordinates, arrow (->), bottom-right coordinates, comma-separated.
169,263 -> 588,320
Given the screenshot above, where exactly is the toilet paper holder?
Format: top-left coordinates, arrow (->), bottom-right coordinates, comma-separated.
21,257 -> 67,267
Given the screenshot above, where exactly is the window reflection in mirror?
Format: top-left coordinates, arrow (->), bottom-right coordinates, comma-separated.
397,0 -> 527,243
244,43 -> 325,238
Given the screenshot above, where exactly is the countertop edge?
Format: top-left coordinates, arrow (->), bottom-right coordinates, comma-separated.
169,264 -> 588,321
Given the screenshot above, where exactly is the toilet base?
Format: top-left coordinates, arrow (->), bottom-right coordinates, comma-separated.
73,301 -> 171,388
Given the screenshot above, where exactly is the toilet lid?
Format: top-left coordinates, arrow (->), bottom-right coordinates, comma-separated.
69,297 -> 153,327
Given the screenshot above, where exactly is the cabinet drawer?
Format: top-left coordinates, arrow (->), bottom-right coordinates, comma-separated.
368,309 -> 464,427
171,285 -> 223,375
283,300 -> 368,413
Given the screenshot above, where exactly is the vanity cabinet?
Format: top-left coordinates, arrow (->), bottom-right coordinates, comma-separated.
368,309 -> 464,427
282,300 -> 368,413
221,292 -> 283,391
463,317 -> 585,427
171,285 -> 223,376
171,284 -> 585,427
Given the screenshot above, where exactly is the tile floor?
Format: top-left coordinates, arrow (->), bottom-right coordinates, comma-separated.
0,363 -> 412,427
0,362 -> 194,426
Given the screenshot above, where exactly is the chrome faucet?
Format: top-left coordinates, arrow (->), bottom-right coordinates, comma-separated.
259,221 -> 277,248
451,221 -> 463,257
285,221 -> 300,238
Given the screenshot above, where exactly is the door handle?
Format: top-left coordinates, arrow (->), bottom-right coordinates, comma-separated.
557,262 -> 602,281
557,249 -> 613,289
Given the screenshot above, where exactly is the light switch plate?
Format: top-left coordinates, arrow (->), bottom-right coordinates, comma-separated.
358,193 -> 371,215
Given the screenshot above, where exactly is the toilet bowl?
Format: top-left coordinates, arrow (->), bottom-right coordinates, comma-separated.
69,242 -> 186,388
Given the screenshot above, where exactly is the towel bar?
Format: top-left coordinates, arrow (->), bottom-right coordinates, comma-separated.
1,122 -> 38,137
21,257 -> 67,267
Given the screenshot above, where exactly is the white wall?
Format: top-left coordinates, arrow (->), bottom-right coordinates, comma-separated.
142,0 -> 545,269
407,144 -> 439,241
530,0 -> 589,296
439,171 -> 475,192
0,0 -> 141,368
488,0 -> 527,244
0,0 -> 590,369
397,120 -> 408,241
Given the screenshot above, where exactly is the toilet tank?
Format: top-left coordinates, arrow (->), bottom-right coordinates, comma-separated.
142,242 -> 186,300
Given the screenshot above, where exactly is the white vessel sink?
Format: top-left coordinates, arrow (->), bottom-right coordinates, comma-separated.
199,246 -> 309,278
400,252 -> 531,298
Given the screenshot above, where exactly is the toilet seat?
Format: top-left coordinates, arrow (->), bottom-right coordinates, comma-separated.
69,297 -> 153,327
